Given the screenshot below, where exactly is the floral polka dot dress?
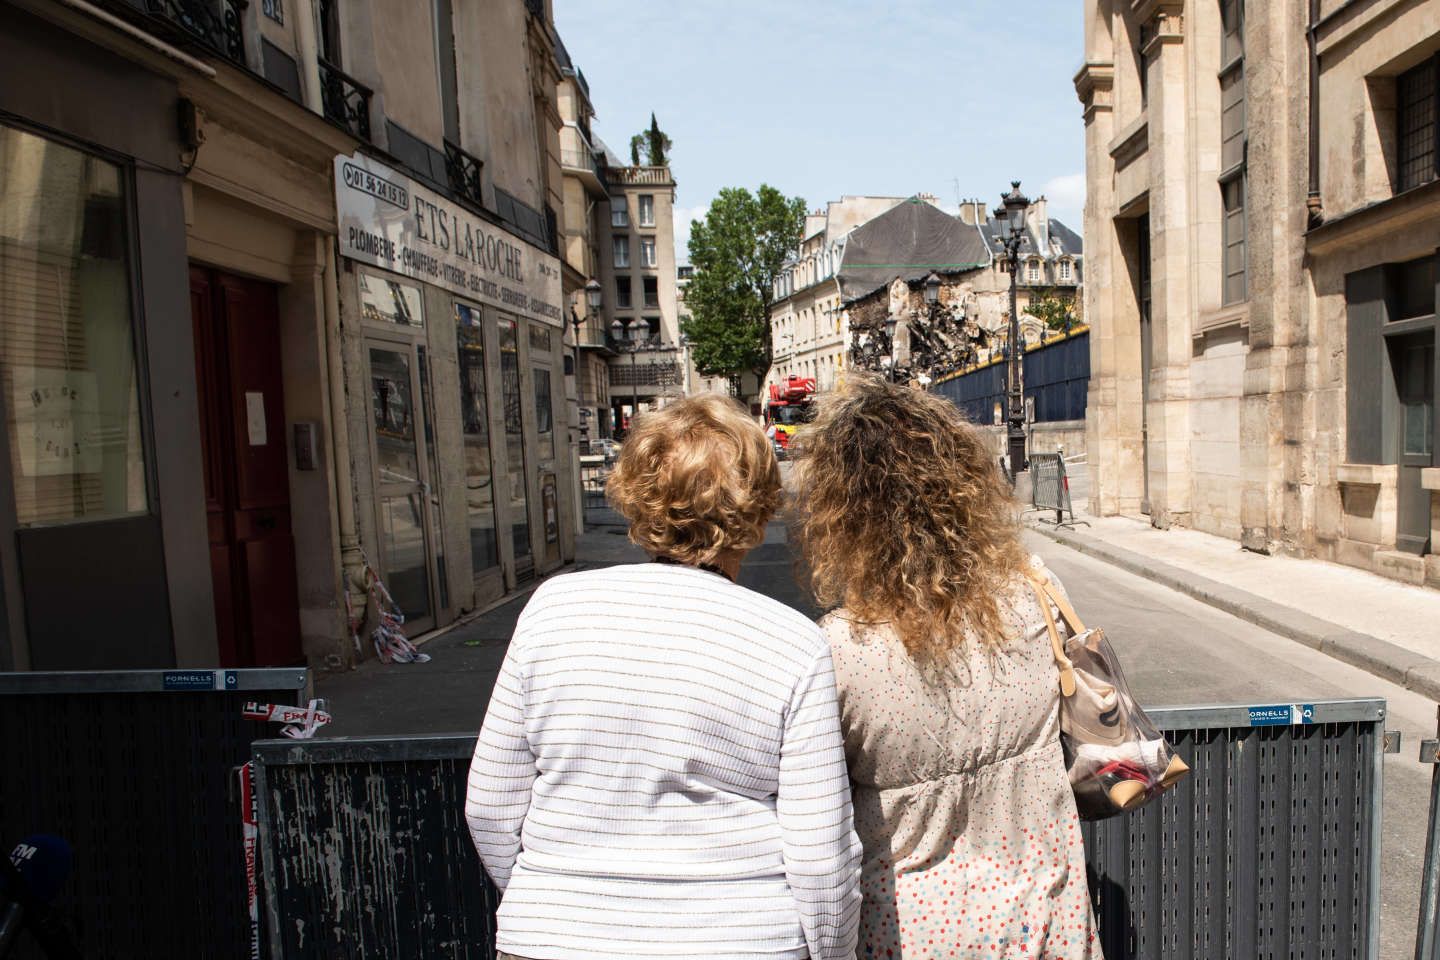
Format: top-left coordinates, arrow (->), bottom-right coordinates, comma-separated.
821,558 -> 1101,959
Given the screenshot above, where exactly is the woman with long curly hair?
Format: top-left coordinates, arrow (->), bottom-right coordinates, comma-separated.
791,374 -> 1100,959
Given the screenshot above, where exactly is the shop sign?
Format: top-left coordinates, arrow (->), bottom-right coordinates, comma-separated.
335,153 -> 564,327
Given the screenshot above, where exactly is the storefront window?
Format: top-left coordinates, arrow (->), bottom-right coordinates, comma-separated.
456,303 -> 498,574
359,272 -> 424,326
498,318 -> 532,567
0,125 -> 147,526
534,365 -> 554,461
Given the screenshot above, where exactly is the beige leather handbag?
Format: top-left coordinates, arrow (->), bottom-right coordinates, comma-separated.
1028,574 -> 1190,820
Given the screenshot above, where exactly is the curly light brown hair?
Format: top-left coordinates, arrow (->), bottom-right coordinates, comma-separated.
607,394 -> 780,566
791,374 -> 1027,660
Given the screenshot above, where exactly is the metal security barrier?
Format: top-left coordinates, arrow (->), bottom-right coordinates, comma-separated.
1030,452 -> 1087,529
579,462 -> 610,517
0,667 -> 308,960
255,697 -> 1388,960
1085,699 -> 1386,960
1416,707 -> 1440,960
253,734 -> 495,959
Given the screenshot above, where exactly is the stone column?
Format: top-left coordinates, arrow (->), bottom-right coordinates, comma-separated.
1075,52 -> 1118,514
1238,0 -> 1313,553
1142,4 -> 1193,529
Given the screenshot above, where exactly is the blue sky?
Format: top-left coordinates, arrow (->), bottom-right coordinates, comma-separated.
555,1 -> 1088,264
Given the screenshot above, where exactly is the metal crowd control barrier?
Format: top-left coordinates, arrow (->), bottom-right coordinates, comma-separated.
253,734 -> 495,959
1030,452 -> 1088,529
579,462 -> 610,517
0,667 -> 308,960
1085,699 -> 1386,960
1416,707 -> 1440,960
254,697 -> 1387,960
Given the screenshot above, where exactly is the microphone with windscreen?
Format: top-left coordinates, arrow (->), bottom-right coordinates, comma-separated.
0,835 -> 79,959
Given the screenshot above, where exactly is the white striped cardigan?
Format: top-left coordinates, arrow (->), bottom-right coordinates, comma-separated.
465,561 -> 862,960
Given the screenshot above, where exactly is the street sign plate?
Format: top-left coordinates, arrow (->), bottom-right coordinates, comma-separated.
1247,703 -> 1315,726
162,670 -> 239,691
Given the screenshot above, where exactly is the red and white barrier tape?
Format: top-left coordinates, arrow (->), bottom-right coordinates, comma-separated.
243,699 -> 332,739
345,559 -> 431,664
238,697 -> 330,957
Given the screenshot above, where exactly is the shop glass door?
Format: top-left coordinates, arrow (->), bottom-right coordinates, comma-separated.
456,303 -> 500,587
498,317 -> 533,580
368,341 -> 438,632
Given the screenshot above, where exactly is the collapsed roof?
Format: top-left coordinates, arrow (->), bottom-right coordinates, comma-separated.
837,197 -> 991,303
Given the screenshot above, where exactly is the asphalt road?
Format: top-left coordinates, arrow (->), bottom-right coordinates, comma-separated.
1031,532 -> 1433,960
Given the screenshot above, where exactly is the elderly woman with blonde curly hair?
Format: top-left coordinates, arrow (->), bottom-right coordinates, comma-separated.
465,393 -> 861,960
791,374 -> 1101,959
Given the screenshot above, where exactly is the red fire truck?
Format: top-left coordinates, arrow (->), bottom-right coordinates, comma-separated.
765,376 -> 817,454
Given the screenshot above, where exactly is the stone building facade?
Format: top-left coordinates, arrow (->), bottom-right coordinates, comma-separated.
1077,0 -> 1440,586
0,0 -> 587,672
594,160 -> 684,431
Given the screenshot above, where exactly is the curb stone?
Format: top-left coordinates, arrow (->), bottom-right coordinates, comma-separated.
1028,520 -> 1440,703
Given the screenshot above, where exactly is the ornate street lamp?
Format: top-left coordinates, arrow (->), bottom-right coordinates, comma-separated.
609,318 -> 640,434
574,280 -> 602,449
993,180 -> 1030,482
924,271 -> 942,306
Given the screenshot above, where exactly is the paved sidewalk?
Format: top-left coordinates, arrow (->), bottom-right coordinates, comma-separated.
1027,498 -> 1440,701
315,511 -> 809,736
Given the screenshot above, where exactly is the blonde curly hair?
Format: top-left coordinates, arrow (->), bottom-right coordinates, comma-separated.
791,374 -> 1027,660
607,394 -> 780,566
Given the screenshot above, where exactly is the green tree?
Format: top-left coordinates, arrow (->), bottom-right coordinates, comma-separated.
645,113 -> 672,166
628,113 -> 672,167
682,185 -> 806,396
1026,293 -> 1078,333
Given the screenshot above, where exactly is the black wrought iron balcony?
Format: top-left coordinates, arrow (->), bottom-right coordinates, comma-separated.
140,0 -> 247,64
444,140 -> 484,209
318,56 -> 372,141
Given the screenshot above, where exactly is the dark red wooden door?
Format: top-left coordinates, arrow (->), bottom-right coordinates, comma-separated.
190,266 -> 303,667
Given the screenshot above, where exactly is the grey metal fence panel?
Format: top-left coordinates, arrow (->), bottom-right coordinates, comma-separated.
255,700 -> 1383,960
254,734 -> 496,960
1084,700 -> 1383,960
0,668 -> 308,960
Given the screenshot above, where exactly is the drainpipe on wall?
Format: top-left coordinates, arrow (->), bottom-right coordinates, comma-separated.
322,241 -> 365,666
1307,0 -> 1325,227
293,0 -> 324,115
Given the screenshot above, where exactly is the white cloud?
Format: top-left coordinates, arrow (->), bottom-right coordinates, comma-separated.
1041,173 -> 1086,228
672,204 -> 707,265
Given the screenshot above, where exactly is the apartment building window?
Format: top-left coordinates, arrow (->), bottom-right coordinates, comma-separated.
1059,258 -> 1073,282
1137,17 -> 1154,109
613,235 -> 629,268
643,276 -> 659,307
1398,56 -> 1438,192
1219,0 -> 1247,305
640,237 -> 657,268
1026,259 -> 1041,283
639,194 -> 655,227
643,317 -> 660,341
616,276 -> 632,309
610,197 -> 629,227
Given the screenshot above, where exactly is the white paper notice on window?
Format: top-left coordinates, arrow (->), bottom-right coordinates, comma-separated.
245,392 -> 267,446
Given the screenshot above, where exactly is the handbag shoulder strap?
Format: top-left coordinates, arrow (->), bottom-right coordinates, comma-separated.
1023,572 -> 1077,698
1032,573 -> 1087,635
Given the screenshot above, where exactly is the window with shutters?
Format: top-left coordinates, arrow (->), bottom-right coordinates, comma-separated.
1398,56 -> 1438,192
1219,0 -> 1247,305
0,124 -> 149,526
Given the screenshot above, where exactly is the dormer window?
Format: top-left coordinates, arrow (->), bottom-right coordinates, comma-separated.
1059,259 -> 1073,282
1026,259 -> 1042,283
